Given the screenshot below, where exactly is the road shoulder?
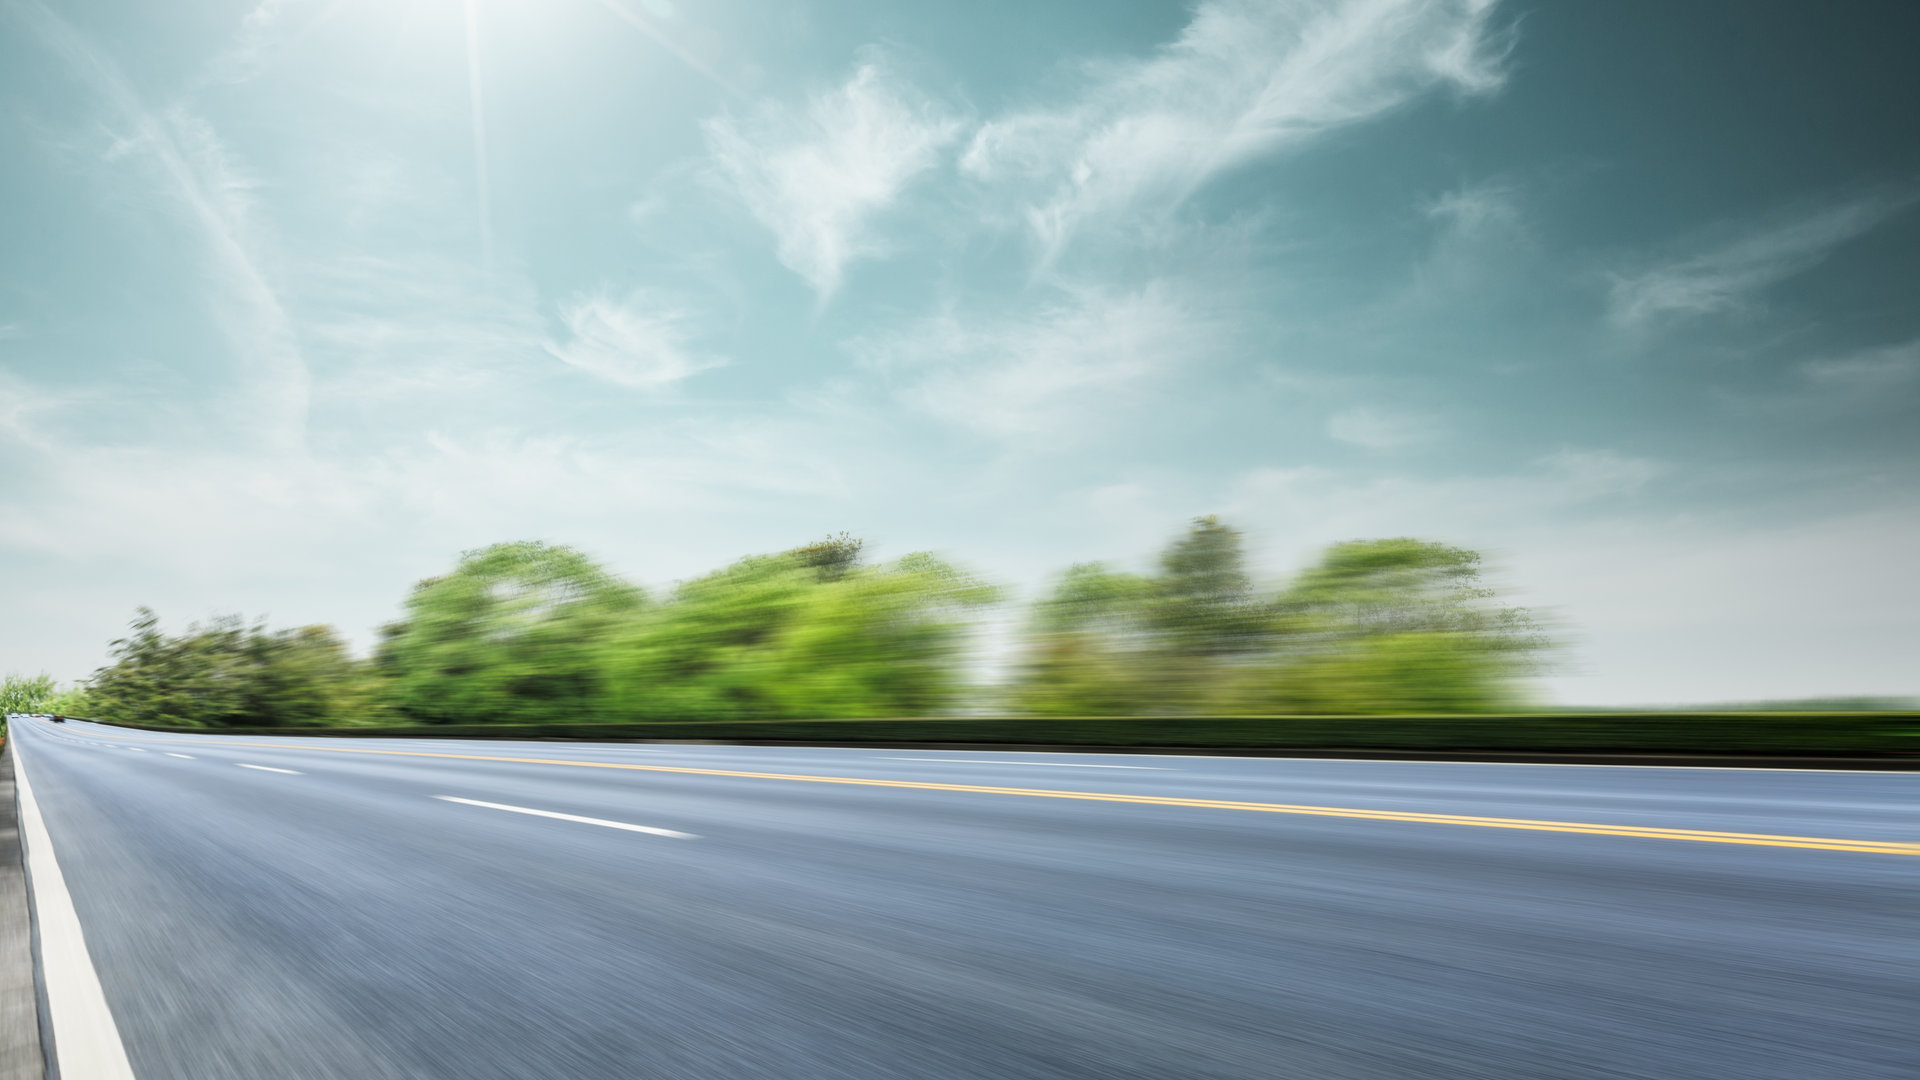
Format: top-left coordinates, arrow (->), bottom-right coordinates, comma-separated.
0,741 -> 48,1079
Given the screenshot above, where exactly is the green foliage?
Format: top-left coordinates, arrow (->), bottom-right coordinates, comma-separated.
1013,563 -> 1159,716
1012,527 -> 1545,716
82,607 -> 378,727
2,672 -> 58,715
601,548 -> 996,719
42,684 -> 94,716
378,541 -> 642,724
789,531 -> 865,581
69,523 -> 1550,729
1152,515 -> 1261,655
1236,539 -> 1544,714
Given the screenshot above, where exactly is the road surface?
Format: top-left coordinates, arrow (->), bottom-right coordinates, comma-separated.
10,716 -> 1917,1079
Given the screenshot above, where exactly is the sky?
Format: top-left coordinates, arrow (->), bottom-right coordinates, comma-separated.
2,0 -> 1917,705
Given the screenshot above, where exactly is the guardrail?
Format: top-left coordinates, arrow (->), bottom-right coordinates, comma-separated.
50,711 -> 1920,760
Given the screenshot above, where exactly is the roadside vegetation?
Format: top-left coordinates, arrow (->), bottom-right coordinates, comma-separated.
46,518 -> 1550,729
2,672 -> 58,716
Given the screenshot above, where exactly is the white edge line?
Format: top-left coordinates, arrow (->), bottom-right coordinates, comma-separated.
13,742 -> 139,1079
236,763 -> 300,774
434,796 -> 695,839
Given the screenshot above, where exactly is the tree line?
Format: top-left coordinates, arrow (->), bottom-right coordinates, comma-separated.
46,518 -> 1546,727
2,672 -> 61,717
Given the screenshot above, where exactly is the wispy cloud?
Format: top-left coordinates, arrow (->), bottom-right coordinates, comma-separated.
852,283 -> 1219,442
704,60 -> 964,298
1801,337 -> 1920,394
15,0 -> 309,451
1608,193 -> 1914,327
1395,178 -> 1534,305
961,0 -> 1511,261
203,0 -> 346,85
544,293 -> 726,390
1423,179 -> 1521,238
1326,405 -> 1440,450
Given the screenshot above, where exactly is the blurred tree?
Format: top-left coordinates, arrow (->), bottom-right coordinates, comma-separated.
42,684 -> 92,716
789,532 -> 865,581
1,672 -> 57,714
1012,526 -> 1545,716
1227,539 -> 1544,714
86,607 -> 192,725
1007,563 -> 1158,716
83,608 -> 378,726
1155,517 -> 1252,635
61,527 -> 1546,728
379,541 -> 643,724
603,548 -> 996,719
1150,516 -> 1269,708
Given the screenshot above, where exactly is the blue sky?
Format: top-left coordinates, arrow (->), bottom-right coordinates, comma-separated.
2,0 -> 1917,704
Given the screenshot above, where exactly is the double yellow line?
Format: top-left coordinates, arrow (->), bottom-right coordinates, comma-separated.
73,725 -> 1920,856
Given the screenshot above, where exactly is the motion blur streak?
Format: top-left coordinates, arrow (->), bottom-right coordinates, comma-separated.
60,527 -> 1547,732
64,725 -> 1920,855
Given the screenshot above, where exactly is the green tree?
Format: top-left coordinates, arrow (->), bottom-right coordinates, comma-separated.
1006,563 -> 1158,716
602,546 -> 996,719
86,608 -> 195,725
1011,518 -> 1269,715
1,672 -> 58,714
379,541 -> 643,723
1011,524 -> 1546,717
1228,538 -> 1543,714
83,608 -> 379,727
1154,516 -> 1254,644
789,532 -> 865,581
42,685 -> 92,717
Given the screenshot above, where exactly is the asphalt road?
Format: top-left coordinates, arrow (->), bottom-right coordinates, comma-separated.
11,716 -> 1918,1079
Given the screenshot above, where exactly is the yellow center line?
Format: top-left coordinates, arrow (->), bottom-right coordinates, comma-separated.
68,725 -> 1920,856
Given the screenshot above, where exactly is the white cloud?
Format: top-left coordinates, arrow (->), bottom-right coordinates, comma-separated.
544,293 -> 725,389
962,0 -> 1510,260
1326,406 -> 1439,450
852,283 -> 1220,442
1608,193 -> 1913,327
704,61 -> 963,297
